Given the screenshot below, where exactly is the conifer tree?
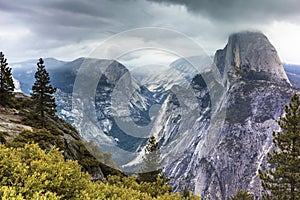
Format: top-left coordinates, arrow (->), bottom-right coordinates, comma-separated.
230,190 -> 255,200
139,136 -> 163,182
259,94 -> 300,200
31,58 -> 57,127
0,52 -> 14,105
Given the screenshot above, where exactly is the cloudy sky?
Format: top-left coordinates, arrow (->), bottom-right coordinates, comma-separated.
1,0 -> 300,65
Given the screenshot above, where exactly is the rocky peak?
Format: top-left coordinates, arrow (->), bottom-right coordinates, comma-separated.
149,31 -> 298,199
214,31 -> 290,86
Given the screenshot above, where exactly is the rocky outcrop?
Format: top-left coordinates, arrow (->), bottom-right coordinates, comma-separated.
0,107 -> 33,142
214,31 -> 290,87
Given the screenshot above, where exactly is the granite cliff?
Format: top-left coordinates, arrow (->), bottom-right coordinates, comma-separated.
151,31 -> 298,199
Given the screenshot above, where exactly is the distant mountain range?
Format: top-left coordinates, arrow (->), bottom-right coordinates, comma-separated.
10,31 -> 300,199
11,57 -> 300,96
11,58 -> 67,94
282,63 -> 300,89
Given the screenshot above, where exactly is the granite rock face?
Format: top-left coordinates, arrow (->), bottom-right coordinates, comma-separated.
214,32 -> 290,87
151,32 -> 298,199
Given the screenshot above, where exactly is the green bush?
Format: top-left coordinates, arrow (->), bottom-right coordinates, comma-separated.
8,129 -> 64,150
230,190 -> 255,200
0,143 -> 90,199
0,131 -> 8,144
0,143 -> 200,200
72,139 -> 122,177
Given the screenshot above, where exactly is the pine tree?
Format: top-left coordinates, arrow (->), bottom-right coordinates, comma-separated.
0,52 -> 14,106
139,136 -> 163,182
259,94 -> 300,200
183,187 -> 194,199
31,58 -> 57,127
230,190 -> 255,200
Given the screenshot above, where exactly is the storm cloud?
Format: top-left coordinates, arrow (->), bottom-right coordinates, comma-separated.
148,0 -> 300,23
0,0 -> 300,63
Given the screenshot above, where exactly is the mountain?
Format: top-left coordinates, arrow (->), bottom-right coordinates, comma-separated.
11,58 -> 66,94
148,31 -> 299,199
215,32 -> 290,86
283,63 -> 300,89
12,57 -> 159,166
55,59 -> 155,155
131,56 -> 212,103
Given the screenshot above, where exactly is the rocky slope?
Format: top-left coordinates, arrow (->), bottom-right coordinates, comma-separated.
0,101 -> 33,141
150,31 -> 299,199
0,93 -> 122,180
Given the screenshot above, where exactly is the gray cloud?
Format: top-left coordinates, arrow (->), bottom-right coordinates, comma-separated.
1,0 -> 300,63
0,0 -> 156,61
147,0 -> 300,23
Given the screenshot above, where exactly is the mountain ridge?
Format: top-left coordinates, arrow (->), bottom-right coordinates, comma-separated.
148,31 -> 299,199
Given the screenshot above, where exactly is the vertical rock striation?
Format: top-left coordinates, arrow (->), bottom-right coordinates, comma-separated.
153,31 -> 298,199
